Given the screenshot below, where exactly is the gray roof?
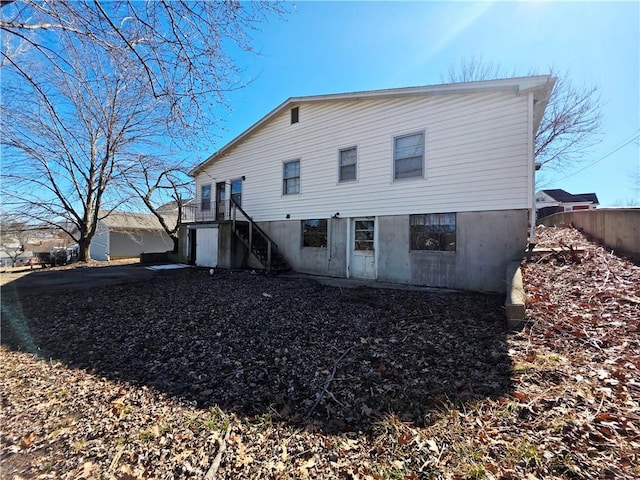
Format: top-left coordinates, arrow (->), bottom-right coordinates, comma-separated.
541,189 -> 599,204
100,212 -> 176,232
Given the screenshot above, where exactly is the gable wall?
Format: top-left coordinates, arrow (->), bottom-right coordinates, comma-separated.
196,90 -> 531,221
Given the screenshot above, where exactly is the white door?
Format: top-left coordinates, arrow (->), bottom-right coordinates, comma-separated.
196,227 -> 218,267
351,218 -> 376,279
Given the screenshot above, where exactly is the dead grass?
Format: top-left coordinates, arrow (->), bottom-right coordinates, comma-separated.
1,226 -> 638,479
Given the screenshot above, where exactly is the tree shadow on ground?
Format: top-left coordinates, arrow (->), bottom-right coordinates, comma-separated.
1,268 -> 512,434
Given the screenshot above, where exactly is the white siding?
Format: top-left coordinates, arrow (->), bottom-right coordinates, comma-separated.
90,229 -> 109,261
196,91 -> 532,221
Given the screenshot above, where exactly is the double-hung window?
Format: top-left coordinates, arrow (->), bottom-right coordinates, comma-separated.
283,160 -> 300,195
230,178 -> 242,207
201,184 -> 212,211
339,147 -> 357,183
394,131 -> 425,180
410,213 -> 456,251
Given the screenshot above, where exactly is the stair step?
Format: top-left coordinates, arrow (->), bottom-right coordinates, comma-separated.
232,217 -> 291,274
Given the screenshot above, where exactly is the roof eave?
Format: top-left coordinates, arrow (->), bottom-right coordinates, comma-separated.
528,76 -> 556,134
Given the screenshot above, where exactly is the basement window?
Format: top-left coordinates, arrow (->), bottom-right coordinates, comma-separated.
302,219 -> 327,247
410,213 -> 456,251
291,106 -> 299,124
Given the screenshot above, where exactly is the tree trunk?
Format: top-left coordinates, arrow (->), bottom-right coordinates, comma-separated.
78,238 -> 91,262
171,235 -> 179,254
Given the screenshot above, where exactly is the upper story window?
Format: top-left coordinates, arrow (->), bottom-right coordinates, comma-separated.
230,178 -> 242,207
339,146 -> 357,183
283,160 -> 300,195
410,213 -> 456,251
291,107 -> 299,124
302,219 -> 327,247
201,184 -> 212,211
394,131 -> 425,180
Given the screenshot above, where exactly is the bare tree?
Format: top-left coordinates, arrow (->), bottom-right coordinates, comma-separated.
1,37 -> 166,261
445,57 -> 602,174
1,1 -> 284,135
1,2 -> 284,259
120,156 -> 193,253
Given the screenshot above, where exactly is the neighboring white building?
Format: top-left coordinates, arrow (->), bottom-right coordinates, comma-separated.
535,189 -> 600,219
91,212 -> 175,261
182,76 -> 555,292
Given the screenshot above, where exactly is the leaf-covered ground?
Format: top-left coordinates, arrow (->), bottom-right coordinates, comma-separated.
1,225 -> 638,479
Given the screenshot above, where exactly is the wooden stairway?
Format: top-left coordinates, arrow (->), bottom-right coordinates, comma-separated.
230,199 -> 291,274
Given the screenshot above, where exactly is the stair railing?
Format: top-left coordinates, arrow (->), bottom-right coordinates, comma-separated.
230,198 -> 278,272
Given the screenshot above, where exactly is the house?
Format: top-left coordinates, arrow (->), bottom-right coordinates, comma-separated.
90,212 -> 175,261
182,76 -> 555,292
0,229 -> 75,267
535,189 -> 599,219
0,249 -> 31,268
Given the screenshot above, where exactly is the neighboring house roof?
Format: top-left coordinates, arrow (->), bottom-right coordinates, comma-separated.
157,198 -> 193,213
100,212 -> 173,233
540,189 -> 600,204
190,75 -> 555,176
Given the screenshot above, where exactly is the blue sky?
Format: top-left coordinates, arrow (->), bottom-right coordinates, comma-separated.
200,1 -> 639,206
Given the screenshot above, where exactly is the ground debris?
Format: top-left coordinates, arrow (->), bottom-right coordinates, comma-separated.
1,225 -> 638,479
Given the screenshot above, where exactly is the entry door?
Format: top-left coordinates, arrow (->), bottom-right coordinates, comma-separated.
351,218 -> 376,279
215,182 -> 226,221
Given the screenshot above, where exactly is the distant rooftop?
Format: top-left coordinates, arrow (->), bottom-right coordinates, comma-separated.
100,211 -> 175,232
540,189 -> 599,204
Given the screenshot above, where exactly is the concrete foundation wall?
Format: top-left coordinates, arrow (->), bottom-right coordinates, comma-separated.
259,217 -> 347,277
213,222 -> 261,270
538,208 -> 640,262
377,210 -> 528,292
178,225 -> 189,262
193,209 -> 528,292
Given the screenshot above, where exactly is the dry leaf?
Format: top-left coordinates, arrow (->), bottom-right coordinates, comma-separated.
19,432 -> 36,449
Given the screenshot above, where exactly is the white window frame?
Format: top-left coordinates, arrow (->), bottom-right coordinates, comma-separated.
283,159 -> 301,195
393,130 -> 425,181
338,146 -> 358,183
201,184 -> 212,211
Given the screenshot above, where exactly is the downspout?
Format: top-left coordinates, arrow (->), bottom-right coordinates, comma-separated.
327,216 -> 333,271
345,218 -> 351,279
527,91 -> 536,251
